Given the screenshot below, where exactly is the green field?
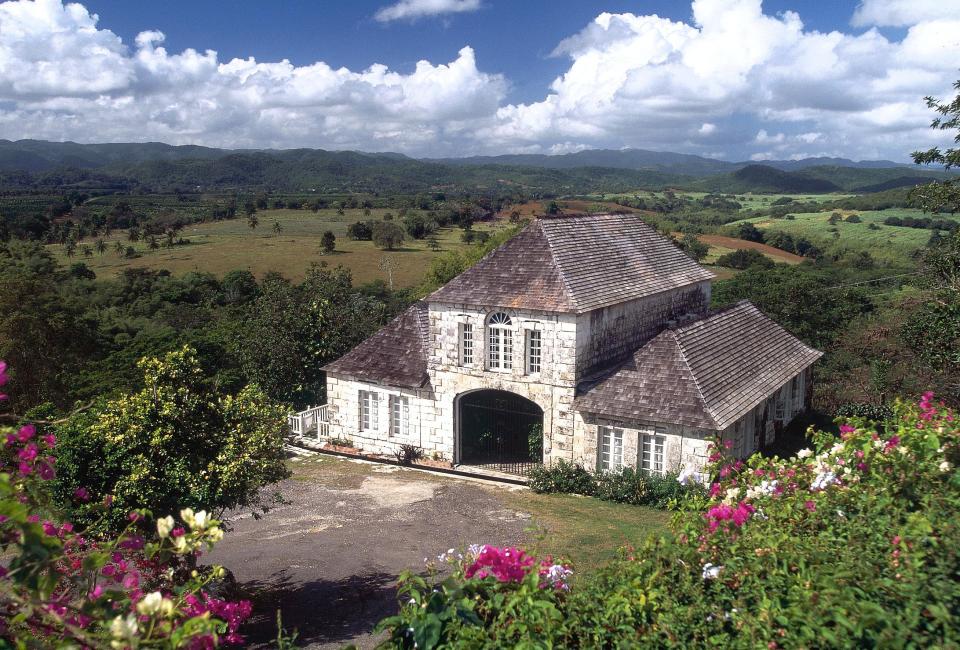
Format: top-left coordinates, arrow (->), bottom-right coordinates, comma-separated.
593,191 -> 855,212
734,207 -> 953,263
49,208 -> 499,287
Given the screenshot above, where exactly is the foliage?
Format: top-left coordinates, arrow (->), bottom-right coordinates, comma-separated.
676,232 -> 709,261
834,402 -> 894,422
372,221 -> 406,250
527,460 -> 699,510
320,230 -> 336,254
0,360 -> 255,647
527,423 -> 543,460
910,78 -> 960,213
53,346 -> 290,532
393,444 -> 425,466
715,248 -> 775,270
378,397 -> 960,648
347,220 -> 373,240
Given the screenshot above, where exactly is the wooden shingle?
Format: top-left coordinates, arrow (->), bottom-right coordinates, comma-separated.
575,301 -> 823,430
322,301 -> 430,389
429,214 -> 713,313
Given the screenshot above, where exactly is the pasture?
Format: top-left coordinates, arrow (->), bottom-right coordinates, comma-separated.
48,208 -> 500,287
733,208 -> 951,263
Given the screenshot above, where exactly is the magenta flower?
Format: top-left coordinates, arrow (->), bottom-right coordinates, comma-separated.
885,435 -> 900,450
42,434 -> 56,448
839,424 -> 855,434
17,444 -> 38,462
73,487 -> 90,502
804,500 -> 816,512
17,425 -> 35,442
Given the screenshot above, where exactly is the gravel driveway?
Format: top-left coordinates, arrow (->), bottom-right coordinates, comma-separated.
205,453 -> 532,648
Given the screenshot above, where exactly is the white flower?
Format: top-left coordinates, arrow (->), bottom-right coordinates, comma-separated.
110,614 -> 138,639
542,563 -> 574,589
206,525 -> 224,543
677,465 -> 696,485
172,535 -> 188,553
811,470 -> 837,491
180,508 -> 196,528
940,461 -> 953,473
830,443 -> 845,455
156,515 -> 174,539
723,487 -> 741,504
136,591 -> 174,617
192,510 -> 210,530
702,563 -> 723,580
797,448 -> 813,459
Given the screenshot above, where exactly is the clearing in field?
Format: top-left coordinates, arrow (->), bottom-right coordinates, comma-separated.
48,208 -> 500,287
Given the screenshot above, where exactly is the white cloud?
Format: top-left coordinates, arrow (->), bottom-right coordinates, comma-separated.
851,0 -> 960,27
0,0 -> 957,161
374,0 -> 481,23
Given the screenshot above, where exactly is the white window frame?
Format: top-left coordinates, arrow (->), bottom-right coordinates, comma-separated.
599,426 -> 624,471
459,322 -> 474,366
359,390 -> 379,432
389,395 -> 409,438
525,329 -> 542,374
486,312 -> 513,371
640,429 -> 666,475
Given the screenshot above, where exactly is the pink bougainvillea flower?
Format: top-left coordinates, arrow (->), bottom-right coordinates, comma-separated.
885,435 -> 901,450
839,424 -> 855,434
73,487 -> 89,502
42,434 -> 56,448
17,425 -> 35,442
804,500 -> 816,512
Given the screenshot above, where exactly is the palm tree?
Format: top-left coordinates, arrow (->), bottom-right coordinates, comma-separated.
147,235 -> 159,251
95,239 -> 107,256
272,220 -> 283,235
248,214 -> 259,231
64,239 -> 77,258
114,241 -> 125,257
81,244 -> 93,258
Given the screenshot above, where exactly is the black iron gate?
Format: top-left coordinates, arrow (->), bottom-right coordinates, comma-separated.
459,390 -> 543,476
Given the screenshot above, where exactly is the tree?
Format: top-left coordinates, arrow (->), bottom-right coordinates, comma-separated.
273,220 -> 283,235
64,239 -> 76,258
735,222 -> 764,243
321,230 -> 336,254
147,235 -> 159,250
715,248 -> 774,270
94,238 -> 106,255
910,78 -> 960,213
81,244 -> 92,258
54,346 -> 289,532
372,221 -> 406,250
677,233 -> 709,261
247,214 -> 259,231
347,221 -> 373,240
427,235 -> 441,251
114,241 -> 125,256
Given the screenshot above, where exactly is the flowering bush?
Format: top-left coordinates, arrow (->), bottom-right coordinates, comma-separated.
378,394 -> 960,648
0,359 -> 253,647
378,544 -> 572,648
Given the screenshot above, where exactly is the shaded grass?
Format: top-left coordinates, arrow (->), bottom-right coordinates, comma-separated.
497,490 -> 671,575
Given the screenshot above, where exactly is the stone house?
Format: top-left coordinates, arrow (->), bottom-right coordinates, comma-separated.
313,213 -> 822,477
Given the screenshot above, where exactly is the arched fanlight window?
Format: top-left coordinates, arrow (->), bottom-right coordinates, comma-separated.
487,312 -> 513,370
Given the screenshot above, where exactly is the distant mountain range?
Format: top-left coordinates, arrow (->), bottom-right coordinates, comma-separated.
0,139 -> 949,195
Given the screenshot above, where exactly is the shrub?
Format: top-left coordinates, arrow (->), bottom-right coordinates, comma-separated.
379,395 -> 960,648
715,248 -> 775,270
394,444 -> 425,465
527,459 -> 595,495
845,213 -> 862,223
372,221 -> 406,250
347,221 -> 373,240
835,402 -> 894,422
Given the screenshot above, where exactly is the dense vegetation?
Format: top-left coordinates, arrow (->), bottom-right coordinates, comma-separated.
379,397 -> 960,648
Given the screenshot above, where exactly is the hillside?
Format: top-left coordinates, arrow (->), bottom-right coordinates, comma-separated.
688,164 -> 950,193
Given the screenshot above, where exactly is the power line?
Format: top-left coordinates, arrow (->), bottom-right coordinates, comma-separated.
824,272 -> 922,290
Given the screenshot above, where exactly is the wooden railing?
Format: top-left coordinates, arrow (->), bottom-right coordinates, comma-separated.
287,404 -> 329,441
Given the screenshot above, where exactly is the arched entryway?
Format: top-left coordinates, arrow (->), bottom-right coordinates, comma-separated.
457,389 -> 544,476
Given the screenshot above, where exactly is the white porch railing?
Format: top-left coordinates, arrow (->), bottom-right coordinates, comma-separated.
288,404 -> 329,441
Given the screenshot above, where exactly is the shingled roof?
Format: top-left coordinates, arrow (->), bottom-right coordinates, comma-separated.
428,214 -> 713,313
322,301 -> 430,390
575,301 -> 823,431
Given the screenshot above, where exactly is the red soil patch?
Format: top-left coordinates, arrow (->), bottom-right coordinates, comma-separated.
697,234 -> 805,264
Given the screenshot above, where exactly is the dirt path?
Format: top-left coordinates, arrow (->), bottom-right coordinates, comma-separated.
697,234 -> 805,263
205,455 -> 531,648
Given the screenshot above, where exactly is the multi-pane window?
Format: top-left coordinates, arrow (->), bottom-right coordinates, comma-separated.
525,329 -> 542,374
459,323 -> 474,366
487,312 -> 513,370
390,395 -> 409,438
640,431 -> 665,474
359,390 -> 379,431
599,426 -> 624,471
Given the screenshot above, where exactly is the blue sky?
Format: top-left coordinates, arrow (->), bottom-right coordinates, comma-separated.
0,0 -> 957,160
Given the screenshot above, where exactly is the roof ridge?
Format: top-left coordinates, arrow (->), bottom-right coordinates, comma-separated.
535,219 -> 580,311
672,330 -> 720,429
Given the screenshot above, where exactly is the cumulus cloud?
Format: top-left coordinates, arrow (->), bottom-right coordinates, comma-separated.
851,0 -> 960,27
0,0 -> 957,160
482,0 -> 960,160
374,0 -> 481,23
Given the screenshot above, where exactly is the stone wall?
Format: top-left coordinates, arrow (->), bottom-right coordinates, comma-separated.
575,282 -> 711,378
426,302 -> 579,465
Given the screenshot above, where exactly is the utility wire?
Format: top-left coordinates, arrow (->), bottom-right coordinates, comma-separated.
823,272 -> 922,290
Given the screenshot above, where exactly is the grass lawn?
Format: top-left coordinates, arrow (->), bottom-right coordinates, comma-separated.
498,490 -> 671,575
49,208 -> 500,287
732,207 -> 949,263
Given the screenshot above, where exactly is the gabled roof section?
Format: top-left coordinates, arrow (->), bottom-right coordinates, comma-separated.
575,301 -> 824,430
428,214 -> 713,313
322,301 -> 430,390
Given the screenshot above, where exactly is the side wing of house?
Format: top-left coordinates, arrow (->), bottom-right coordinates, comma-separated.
573,300 -> 823,476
